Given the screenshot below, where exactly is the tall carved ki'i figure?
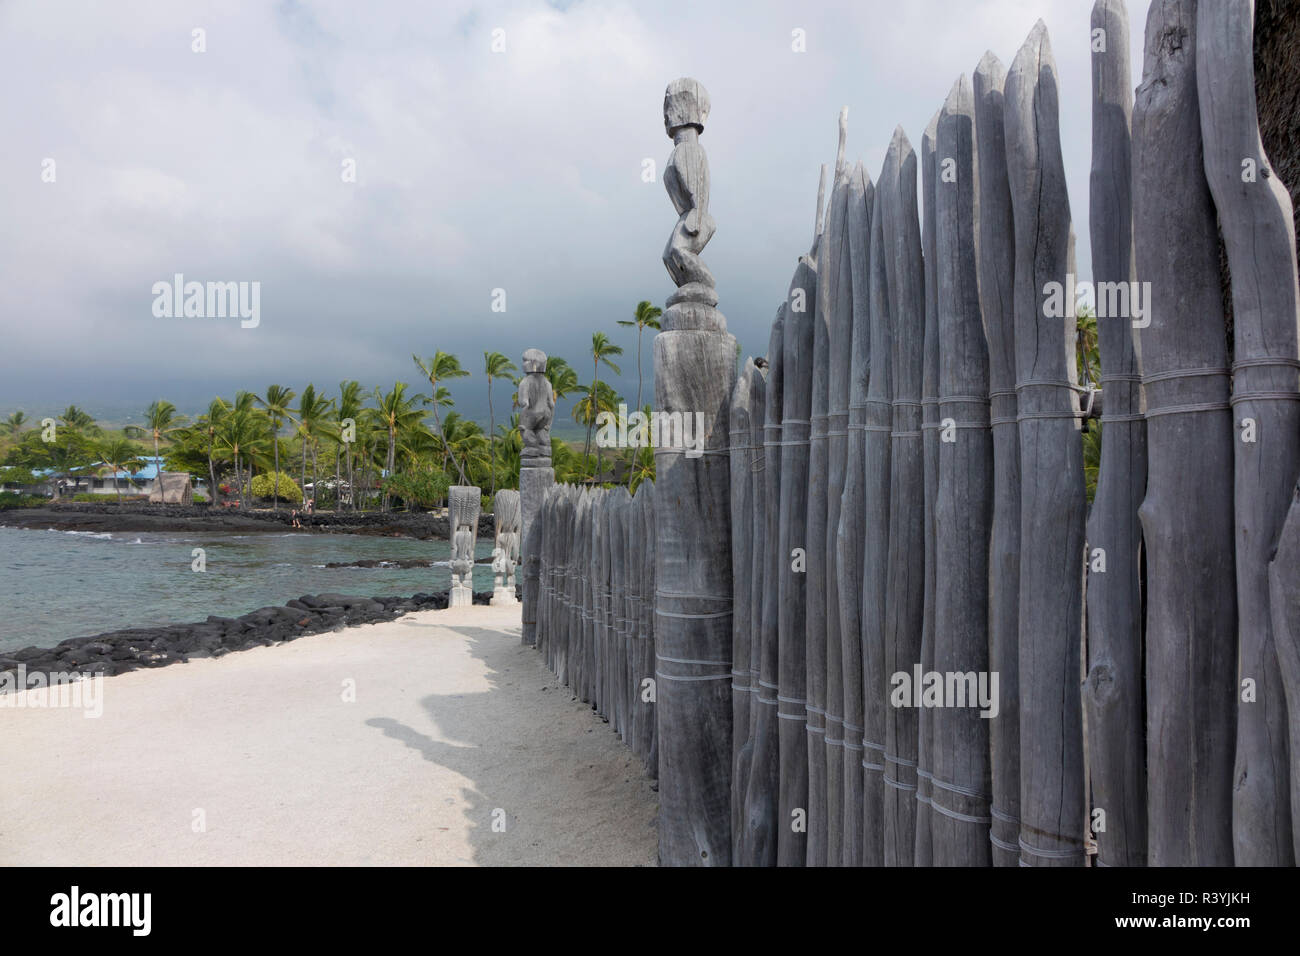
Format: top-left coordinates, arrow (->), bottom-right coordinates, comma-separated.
518,347 -> 556,646
662,78 -> 721,331
654,76 -> 737,866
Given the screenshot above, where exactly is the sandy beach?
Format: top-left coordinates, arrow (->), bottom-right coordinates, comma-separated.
0,605 -> 658,866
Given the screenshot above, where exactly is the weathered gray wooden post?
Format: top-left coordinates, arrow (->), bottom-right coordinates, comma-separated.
617,487 -> 635,743
547,486 -> 563,673
730,362 -> 756,858
778,171 -> 824,867
742,307 -> 785,867
1005,21 -> 1086,866
861,152 -> 893,869
914,110 -> 940,868
809,110 -> 849,868
1198,0 -> 1299,867
653,78 -> 736,865
836,163 -> 873,868
1271,481 -> 1300,856
744,358 -> 767,831
974,50 -> 1021,867
598,489 -> 613,721
577,488 -> 593,701
932,74 -> 993,867
1133,0 -> 1236,866
641,480 -> 659,779
519,349 -> 556,643
1082,0 -> 1147,868
558,487 -> 576,684
881,125 -> 926,867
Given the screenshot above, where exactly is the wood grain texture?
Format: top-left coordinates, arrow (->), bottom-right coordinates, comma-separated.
1005,21 -> 1086,867
1134,0 -> 1236,865
974,50 -> 1022,867
932,75 -> 993,867
881,126 -> 926,867
1083,0 -> 1148,869
836,164 -> 873,867
1198,0 -> 1299,866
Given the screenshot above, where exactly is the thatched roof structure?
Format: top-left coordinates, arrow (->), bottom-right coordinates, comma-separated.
149,472 -> 193,504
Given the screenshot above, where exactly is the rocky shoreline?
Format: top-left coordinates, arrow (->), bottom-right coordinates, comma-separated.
0,589 -> 494,689
0,501 -> 498,540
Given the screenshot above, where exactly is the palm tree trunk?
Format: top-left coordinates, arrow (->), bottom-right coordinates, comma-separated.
489,376 -> 497,498
272,421 -> 280,511
153,433 -> 161,502
630,330 -> 643,488
334,444 -> 341,513
207,442 -> 217,506
594,370 -> 604,478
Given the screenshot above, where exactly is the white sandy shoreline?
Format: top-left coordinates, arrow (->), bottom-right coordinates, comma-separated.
0,605 -> 658,866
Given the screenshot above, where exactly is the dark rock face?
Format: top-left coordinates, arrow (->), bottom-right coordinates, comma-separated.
0,590 -> 494,689
1256,0 -> 1300,244
0,502 -> 498,540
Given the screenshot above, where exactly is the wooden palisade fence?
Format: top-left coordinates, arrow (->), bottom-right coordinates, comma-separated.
529,0 -> 1299,866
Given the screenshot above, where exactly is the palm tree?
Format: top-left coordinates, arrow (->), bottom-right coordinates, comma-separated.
627,403 -> 657,493
572,380 -> 621,479
584,332 -> 623,471
126,401 -> 183,487
335,380 -> 364,512
216,394 -> 266,508
256,385 -> 296,511
545,356 -> 580,402
412,351 -> 469,479
196,398 -> 228,505
495,415 -> 523,488
97,437 -> 142,501
618,300 -> 662,414
295,385 -> 333,511
372,382 -> 427,511
3,411 -> 26,437
59,405 -> 99,435
441,412 -> 491,488
483,351 -> 518,497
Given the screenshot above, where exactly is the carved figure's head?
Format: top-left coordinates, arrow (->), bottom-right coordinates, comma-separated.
663,78 -> 709,137
522,348 -> 547,375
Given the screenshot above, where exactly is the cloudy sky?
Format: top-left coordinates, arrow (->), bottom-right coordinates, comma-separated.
0,0 -> 1151,428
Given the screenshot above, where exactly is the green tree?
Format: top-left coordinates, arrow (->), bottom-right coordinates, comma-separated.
250,471 -> 302,504
372,382 -> 427,512
3,411 -> 26,437
617,300 -> 662,415
256,384 -> 296,511
97,437 -> 143,500
483,350 -> 518,498
584,332 -> 624,471
545,356 -> 580,402
412,351 -> 469,481
572,380 -> 622,479
335,380 -> 364,512
125,400 -> 183,484
295,385 -> 333,511
216,394 -> 268,507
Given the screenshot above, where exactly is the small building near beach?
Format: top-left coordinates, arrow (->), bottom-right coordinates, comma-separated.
149,471 -> 194,505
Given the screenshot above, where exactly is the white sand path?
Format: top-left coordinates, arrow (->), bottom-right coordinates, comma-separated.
0,605 -> 658,866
